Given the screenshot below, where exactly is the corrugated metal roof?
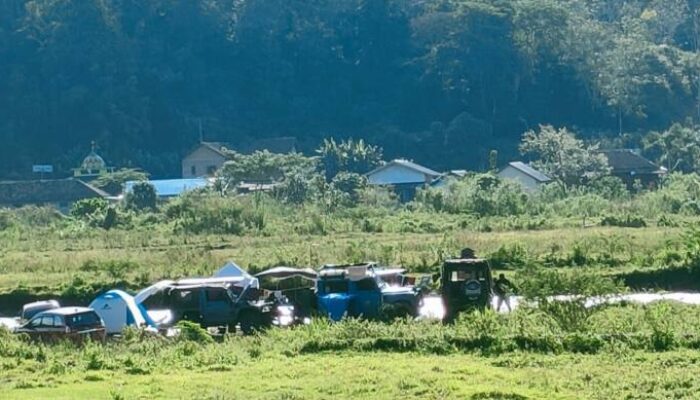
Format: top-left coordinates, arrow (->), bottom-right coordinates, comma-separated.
0,179 -> 108,205
367,159 -> 440,178
125,178 -> 209,197
599,149 -> 664,174
507,162 -> 551,183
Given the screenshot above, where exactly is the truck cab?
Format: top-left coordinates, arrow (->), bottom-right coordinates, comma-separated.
441,258 -> 494,321
142,277 -> 273,334
316,263 -> 421,321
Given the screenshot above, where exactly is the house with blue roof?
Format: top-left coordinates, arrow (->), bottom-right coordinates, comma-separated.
366,159 -> 441,201
124,178 -> 210,199
497,161 -> 551,191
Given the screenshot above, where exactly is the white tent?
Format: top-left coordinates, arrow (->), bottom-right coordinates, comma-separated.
214,261 -> 259,288
89,290 -> 157,334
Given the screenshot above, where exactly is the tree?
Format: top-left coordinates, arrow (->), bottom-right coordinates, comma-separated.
316,138 -> 382,181
217,151 -> 317,194
519,125 -> 609,185
331,172 -> 368,205
643,122 -> 700,173
92,168 -> 148,195
126,181 -> 157,211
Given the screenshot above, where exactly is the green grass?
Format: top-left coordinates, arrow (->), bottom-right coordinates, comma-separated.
4,350 -> 700,399
0,226 -> 682,296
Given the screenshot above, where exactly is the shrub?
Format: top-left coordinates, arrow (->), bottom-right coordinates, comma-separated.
125,181 -> 157,211
176,321 -> 214,344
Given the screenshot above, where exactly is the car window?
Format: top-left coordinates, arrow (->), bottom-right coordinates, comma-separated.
355,278 -> 378,291
66,312 -> 101,327
206,288 -> 228,302
450,271 -> 473,282
323,280 -> 349,294
40,315 -> 55,327
54,315 -> 65,327
29,317 -> 42,328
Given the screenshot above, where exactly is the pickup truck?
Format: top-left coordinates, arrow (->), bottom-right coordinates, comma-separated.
316,263 -> 422,321
140,277 -> 275,334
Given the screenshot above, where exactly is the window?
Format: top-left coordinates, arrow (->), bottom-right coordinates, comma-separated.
206,288 -> 228,302
29,317 -> 43,328
323,280 -> 348,294
66,312 -> 101,327
355,278 -> 378,291
40,316 -> 55,326
190,165 -> 196,176
450,271 -> 473,282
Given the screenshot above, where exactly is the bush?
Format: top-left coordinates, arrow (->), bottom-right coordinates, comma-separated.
600,215 -> 647,228
176,321 -> 214,344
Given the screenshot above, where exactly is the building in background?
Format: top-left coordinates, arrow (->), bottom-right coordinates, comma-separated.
124,178 -> 210,200
73,141 -> 114,179
366,159 -> 441,202
181,138 -> 297,179
497,161 -> 551,191
0,179 -> 109,213
599,149 -> 667,188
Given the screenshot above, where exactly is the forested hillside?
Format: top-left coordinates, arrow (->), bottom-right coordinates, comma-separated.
0,0 -> 698,178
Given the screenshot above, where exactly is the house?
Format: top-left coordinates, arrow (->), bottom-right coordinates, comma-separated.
431,170 -> 469,188
599,149 -> 667,188
497,162 -> 551,191
366,159 -> 441,201
181,142 -> 230,179
0,178 -> 109,213
124,178 -> 210,199
181,137 -> 297,179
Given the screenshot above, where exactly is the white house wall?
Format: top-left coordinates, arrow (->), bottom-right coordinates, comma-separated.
182,146 -> 227,178
368,165 -> 430,185
497,166 -> 540,191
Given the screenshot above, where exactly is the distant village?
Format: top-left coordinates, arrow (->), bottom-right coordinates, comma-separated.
0,137 -> 667,214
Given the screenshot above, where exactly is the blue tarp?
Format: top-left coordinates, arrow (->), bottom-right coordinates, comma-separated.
318,293 -> 354,322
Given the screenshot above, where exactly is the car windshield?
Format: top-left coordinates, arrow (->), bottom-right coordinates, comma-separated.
65,312 -> 101,327
323,280 -> 348,294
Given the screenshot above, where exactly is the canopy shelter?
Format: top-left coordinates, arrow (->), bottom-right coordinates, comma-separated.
215,261 -> 259,289
255,266 -> 318,281
89,290 -> 157,334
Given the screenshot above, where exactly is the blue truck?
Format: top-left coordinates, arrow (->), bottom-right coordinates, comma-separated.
316,263 -> 422,321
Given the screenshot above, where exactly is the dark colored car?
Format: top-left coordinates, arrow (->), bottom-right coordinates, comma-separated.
15,307 -> 106,342
316,263 -> 422,321
145,278 -> 275,334
441,258 -> 494,321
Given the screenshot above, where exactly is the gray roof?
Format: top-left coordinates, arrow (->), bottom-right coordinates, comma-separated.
598,149 -> 665,175
367,159 -> 441,178
0,179 -> 109,206
506,162 -> 551,183
190,138 -> 298,158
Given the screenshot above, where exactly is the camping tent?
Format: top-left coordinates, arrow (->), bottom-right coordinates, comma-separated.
214,261 -> 259,288
89,290 -> 157,334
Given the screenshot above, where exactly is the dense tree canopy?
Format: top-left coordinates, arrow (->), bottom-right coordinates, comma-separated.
1,0 -> 699,179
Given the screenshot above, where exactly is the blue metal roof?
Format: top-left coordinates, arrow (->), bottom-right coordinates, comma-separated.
125,178 -> 209,197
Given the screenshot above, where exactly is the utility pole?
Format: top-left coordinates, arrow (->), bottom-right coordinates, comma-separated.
198,118 -> 204,143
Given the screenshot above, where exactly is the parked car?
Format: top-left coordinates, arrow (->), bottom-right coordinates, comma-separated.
316,263 -> 422,321
140,277 -> 276,334
14,307 -> 106,342
441,258 -> 494,322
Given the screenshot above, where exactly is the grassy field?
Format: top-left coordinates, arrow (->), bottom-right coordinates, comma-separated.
5,350 -> 700,400
0,225 -> 681,297
2,221 -> 700,399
